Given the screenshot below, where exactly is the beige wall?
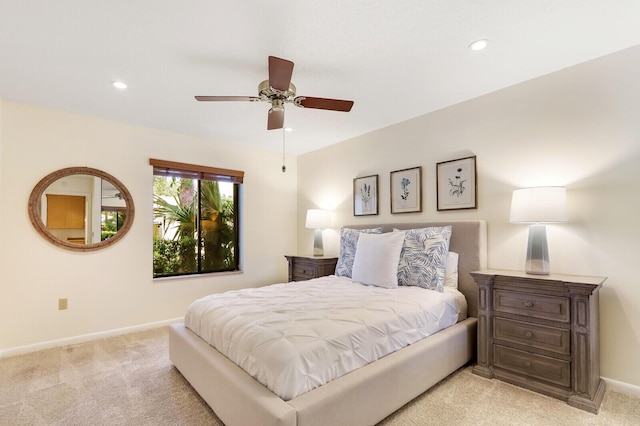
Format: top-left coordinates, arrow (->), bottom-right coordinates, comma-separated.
0,101 -> 298,351
298,45 -> 640,389
0,100 -> 3,256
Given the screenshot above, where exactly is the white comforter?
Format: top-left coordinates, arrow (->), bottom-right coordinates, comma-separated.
184,275 -> 462,400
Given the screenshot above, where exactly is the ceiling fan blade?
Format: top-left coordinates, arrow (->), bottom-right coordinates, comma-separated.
267,109 -> 284,130
295,96 -> 354,112
195,96 -> 260,102
268,56 -> 294,91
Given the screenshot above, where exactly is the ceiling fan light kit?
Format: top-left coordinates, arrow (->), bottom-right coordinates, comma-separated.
196,56 -> 354,131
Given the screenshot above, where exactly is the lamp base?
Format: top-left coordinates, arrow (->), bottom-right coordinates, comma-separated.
525,224 -> 550,275
313,228 -> 324,256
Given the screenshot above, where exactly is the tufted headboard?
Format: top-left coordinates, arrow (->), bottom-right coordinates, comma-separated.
345,220 -> 487,318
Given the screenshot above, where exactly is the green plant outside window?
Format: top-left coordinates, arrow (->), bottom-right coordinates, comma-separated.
152,174 -> 240,278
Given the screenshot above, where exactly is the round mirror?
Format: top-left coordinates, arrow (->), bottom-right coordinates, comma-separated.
28,167 -> 135,251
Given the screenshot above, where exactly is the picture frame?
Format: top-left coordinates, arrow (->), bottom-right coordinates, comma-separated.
353,174 -> 378,216
390,166 -> 422,214
436,156 -> 477,210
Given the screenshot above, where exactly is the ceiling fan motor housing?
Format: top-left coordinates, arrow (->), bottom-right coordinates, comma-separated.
258,80 -> 296,111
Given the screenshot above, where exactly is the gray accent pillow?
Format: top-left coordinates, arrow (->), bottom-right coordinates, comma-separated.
396,226 -> 452,292
334,227 -> 383,277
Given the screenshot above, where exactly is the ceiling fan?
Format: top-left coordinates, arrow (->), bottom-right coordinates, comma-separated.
195,56 -> 354,130
102,192 -> 123,200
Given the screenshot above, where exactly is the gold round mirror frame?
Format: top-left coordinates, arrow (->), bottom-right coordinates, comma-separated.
28,167 -> 135,252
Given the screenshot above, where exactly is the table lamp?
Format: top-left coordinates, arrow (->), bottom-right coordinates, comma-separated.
509,187 -> 568,275
305,209 -> 331,256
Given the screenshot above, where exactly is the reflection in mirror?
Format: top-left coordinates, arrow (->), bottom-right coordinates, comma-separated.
100,179 -> 128,241
29,167 -> 135,251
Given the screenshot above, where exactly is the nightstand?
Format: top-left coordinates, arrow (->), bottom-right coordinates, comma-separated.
471,269 -> 606,414
284,255 -> 338,282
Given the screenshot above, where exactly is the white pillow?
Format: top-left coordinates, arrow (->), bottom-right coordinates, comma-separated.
444,251 -> 459,288
334,227 -> 383,277
351,232 -> 405,288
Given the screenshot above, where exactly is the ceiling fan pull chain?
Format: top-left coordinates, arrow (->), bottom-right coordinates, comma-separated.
282,126 -> 287,173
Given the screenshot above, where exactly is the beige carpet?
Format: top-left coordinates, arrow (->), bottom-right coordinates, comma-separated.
1,327 -> 639,426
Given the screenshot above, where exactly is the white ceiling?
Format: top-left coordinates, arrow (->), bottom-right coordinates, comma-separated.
1,1 -> 640,155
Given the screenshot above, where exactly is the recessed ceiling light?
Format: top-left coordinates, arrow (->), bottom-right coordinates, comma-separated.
468,39 -> 488,51
284,127 -> 293,132
112,81 -> 127,90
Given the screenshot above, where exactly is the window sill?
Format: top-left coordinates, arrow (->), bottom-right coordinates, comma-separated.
153,269 -> 243,282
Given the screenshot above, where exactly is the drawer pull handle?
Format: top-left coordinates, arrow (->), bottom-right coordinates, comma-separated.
524,331 -> 533,339
523,301 -> 534,308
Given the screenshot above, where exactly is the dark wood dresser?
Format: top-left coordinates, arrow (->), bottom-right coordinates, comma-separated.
471,269 -> 606,413
284,255 -> 338,282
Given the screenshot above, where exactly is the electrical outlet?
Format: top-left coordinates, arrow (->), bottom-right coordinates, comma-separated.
58,298 -> 68,310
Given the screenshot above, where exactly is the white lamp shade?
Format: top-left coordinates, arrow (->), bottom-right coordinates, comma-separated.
305,209 -> 331,229
509,187 -> 568,223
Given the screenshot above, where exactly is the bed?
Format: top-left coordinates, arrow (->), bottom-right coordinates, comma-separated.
170,220 -> 487,426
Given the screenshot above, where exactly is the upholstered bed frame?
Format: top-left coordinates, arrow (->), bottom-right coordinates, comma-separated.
170,220 -> 487,426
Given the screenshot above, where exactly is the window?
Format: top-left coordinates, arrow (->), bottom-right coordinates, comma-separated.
150,159 -> 243,278
101,207 -> 126,241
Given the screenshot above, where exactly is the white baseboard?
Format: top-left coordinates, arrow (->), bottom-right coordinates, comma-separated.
0,317 -> 184,359
602,376 -> 640,398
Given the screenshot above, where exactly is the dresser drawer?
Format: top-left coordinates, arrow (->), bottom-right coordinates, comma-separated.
494,345 -> 571,388
493,317 -> 570,355
493,289 -> 570,323
292,263 -> 316,281
286,256 -> 338,282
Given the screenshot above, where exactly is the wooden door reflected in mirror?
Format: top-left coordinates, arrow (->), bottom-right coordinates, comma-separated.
28,167 -> 135,251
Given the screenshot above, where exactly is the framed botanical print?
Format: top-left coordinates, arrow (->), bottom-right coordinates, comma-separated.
436,156 -> 477,210
353,174 -> 378,216
390,167 -> 422,213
